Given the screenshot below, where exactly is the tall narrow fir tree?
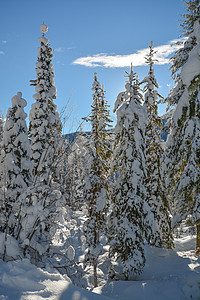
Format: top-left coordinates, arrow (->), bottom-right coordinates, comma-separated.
84,73 -> 112,287
29,24 -> 62,185
142,42 -> 173,249
108,65 -> 154,279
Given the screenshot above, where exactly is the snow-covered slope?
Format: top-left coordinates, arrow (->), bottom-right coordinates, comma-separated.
0,230 -> 199,299
0,259 -> 112,300
93,232 -> 200,300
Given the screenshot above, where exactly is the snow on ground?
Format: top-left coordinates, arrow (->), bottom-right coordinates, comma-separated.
0,258 -> 112,300
0,230 -> 199,299
93,234 -> 200,300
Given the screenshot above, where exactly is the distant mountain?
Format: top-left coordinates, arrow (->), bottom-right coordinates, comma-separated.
64,129 -> 115,143
64,131 -> 90,143
64,112 -> 174,145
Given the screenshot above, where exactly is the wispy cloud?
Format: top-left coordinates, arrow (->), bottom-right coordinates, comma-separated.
54,47 -> 64,53
54,46 -> 76,52
2,40 -> 7,44
73,39 -> 185,68
0,51 -> 4,55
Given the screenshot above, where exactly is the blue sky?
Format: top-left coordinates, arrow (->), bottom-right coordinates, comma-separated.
0,0 -> 185,133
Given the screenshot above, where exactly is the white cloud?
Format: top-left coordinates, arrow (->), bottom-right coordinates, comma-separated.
0,51 -> 4,55
54,47 -> 64,53
73,39 -> 185,68
54,46 -> 76,52
2,40 -> 7,44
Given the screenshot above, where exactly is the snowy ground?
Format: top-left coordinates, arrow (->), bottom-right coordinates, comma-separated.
0,259 -> 112,300
93,236 -> 200,300
0,230 -> 199,300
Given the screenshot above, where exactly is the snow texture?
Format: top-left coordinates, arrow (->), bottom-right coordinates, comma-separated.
0,233 -> 20,259
0,231 -> 199,299
181,21 -> 200,86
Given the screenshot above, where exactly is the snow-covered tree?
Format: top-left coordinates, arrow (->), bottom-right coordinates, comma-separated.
29,24 -> 62,185
142,42 -> 173,249
11,24 -> 69,261
0,114 -> 4,144
64,131 -> 89,209
84,73 -> 112,287
98,84 -> 113,173
0,92 -> 33,236
181,0 -> 200,37
16,182 -> 69,260
0,114 -> 4,185
165,20 -> 200,253
108,65 -> 154,279
167,0 -> 200,109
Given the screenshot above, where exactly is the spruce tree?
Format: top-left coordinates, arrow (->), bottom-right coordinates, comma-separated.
165,20 -> 200,253
98,84 -> 113,173
64,131 -> 88,208
181,0 -> 200,36
0,92 -> 33,236
142,42 -> 173,249
16,24 -> 67,260
0,114 -> 4,187
84,73 -> 112,287
108,65 -> 154,279
0,114 -> 4,144
29,23 -> 62,184
167,0 -> 200,109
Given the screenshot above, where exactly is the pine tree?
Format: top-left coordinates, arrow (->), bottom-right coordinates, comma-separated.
142,42 -> 173,249
181,0 -> 200,36
29,23 -> 62,184
165,20 -> 200,253
0,114 -> 4,187
84,73 -> 112,287
108,65 -> 154,279
64,131 -> 89,208
167,0 -> 200,109
14,24 -> 67,261
98,84 -> 113,173
0,92 -> 33,236
0,114 -> 4,144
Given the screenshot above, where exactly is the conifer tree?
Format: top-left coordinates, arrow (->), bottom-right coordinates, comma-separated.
0,115 -> 4,144
84,73 -> 112,287
29,24 -> 62,184
0,114 -> 4,187
108,65 -> 154,279
142,42 -> 173,249
165,20 -> 200,253
64,131 -> 88,208
0,92 -> 33,236
167,0 -> 200,109
98,84 -> 113,173
15,24 -> 67,260
181,0 -> 200,36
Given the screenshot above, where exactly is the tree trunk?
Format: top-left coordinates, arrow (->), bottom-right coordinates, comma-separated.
94,262 -> 98,287
196,220 -> 200,255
